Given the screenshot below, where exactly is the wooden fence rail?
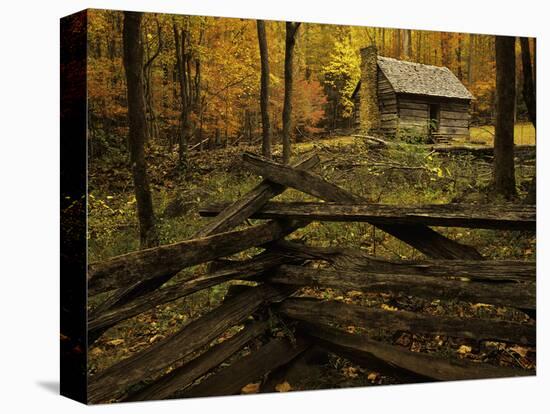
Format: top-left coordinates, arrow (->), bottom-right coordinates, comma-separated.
87,152 -> 535,403
278,298 -> 535,345
201,201 -> 535,231
298,322 -> 532,381
269,264 -> 536,310
88,284 -> 295,403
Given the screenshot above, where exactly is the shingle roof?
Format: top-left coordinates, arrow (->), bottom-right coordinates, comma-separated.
376,56 -> 474,100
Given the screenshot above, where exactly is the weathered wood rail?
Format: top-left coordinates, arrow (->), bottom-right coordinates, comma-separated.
201,201 -> 535,231
87,152 -> 535,404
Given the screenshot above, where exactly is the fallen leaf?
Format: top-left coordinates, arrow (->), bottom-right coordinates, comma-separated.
471,303 -> 492,310
275,381 -> 292,392
458,345 -> 472,354
367,372 -> 380,383
241,382 -> 260,394
90,347 -> 103,356
342,366 -> 358,379
509,345 -> 529,358
381,304 -> 398,311
106,339 -> 124,346
149,334 -> 166,344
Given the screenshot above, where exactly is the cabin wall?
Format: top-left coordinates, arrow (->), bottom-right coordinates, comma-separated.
396,95 -> 471,140
377,70 -> 398,136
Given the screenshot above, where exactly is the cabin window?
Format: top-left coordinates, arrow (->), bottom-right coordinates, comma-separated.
429,104 -> 440,134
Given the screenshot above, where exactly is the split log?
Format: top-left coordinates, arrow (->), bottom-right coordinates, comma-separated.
201,201 -> 535,231
88,219 -> 294,296
259,346 -> 330,392
242,153 -> 483,260
87,284 -> 294,404
89,155 -> 318,336
181,336 -> 310,398
89,252 -> 298,334
268,265 -> 536,310
194,154 -> 319,237
299,322 -> 532,381
279,298 -> 535,345
271,241 -> 535,283
124,320 -> 270,402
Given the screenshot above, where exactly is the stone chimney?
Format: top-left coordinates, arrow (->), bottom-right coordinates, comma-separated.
359,46 -> 380,133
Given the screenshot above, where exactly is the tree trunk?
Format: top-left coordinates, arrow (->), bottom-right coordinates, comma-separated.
173,21 -> 192,171
440,32 -> 452,67
143,17 -> 162,143
282,22 -> 300,164
402,29 -> 412,59
493,36 -> 517,199
520,37 -> 536,127
257,20 -> 272,159
520,38 -> 536,204
122,11 -> 159,248
456,34 -> 463,81
468,33 -> 475,85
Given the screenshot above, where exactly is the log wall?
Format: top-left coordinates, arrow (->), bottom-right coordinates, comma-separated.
396,94 -> 471,141
377,71 -> 398,135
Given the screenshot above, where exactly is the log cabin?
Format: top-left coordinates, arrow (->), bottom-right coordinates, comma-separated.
352,46 -> 474,142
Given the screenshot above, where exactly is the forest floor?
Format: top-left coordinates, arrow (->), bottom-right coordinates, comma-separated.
87,130 -> 536,394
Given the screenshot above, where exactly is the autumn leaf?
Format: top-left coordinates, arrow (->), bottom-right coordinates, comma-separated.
367,372 -> 380,383
106,339 -> 124,346
457,345 -> 472,354
471,303 -> 492,310
509,345 -> 529,358
149,334 -> 166,344
381,303 -> 398,311
90,347 -> 103,356
275,381 -> 292,392
241,383 -> 260,394
342,366 -> 359,379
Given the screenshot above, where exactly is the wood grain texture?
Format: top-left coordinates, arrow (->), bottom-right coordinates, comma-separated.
180,336 -> 310,398
194,154 -> 319,237
299,322 -> 532,381
200,201 -> 535,231
124,321 -> 270,401
88,219 -> 291,296
269,264 -> 535,310
271,241 -> 535,283
242,153 -> 483,260
279,298 -> 535,345
88,155 -> 317,341
87,284 -> 294,403
89,252 -> 298,333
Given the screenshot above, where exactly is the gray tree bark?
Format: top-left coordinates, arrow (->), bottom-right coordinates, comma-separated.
520,37 -> 536,204
282,22 -> 300,164
122,11 -> 159,248
257,20 -> 272,158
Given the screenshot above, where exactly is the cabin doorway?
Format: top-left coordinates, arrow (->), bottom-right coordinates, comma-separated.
429,104 -> 440,136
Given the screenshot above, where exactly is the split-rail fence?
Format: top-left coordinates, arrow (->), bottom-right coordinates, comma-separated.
87,152 -> 536,403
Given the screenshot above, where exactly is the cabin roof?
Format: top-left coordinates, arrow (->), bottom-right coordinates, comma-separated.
353,56 -> 474,100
